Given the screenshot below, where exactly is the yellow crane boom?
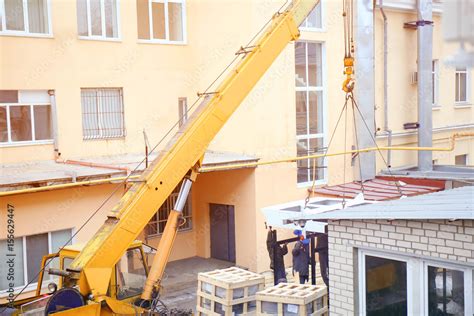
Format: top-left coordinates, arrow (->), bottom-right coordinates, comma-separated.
60,0 -> 320,314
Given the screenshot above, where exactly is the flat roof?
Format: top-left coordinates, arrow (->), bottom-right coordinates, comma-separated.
307,186 -> 474,220
0,151 -> 258,190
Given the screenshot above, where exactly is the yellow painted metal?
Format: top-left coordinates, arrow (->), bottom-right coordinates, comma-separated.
141,210 -> 180,299
0,175 -> 140,197
65,0 -> 321,303
199,132 -> 474,172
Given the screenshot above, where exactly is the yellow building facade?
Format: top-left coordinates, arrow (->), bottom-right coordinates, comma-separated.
0,0 -> 472,300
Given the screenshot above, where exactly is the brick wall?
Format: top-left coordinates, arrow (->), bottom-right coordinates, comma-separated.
327,219 -> 474,315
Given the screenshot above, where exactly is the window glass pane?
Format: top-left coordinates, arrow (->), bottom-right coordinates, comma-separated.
105,0 -> 118,38
308,91 -> 323,134
0,107 -> 7,142
100,89 -> 123,138
77,0 -> 88,36
90,0 -> 102,36
27,0 -> 48,33
136,0 -> 150,39
296,91 -> 307,136
26,233 -> 49,283
151,2 -> 165,39
5,0 -> 25,31
455,154 -> 467,166
40,255 -> 59,291
309,137 -> 324,181
168,2 -> 183,41
428,266 -> 464,315
365,255 -> 407,315
0,90 -> 19,103
304,3 -> 321,29
51,230 -> 72,253
297,138 -> 309,183
307,43 -> 322,87
459,73 -> 467,102
33,105 -> 52,140
81,89 -> 100,139
295,42 -> 307,87
10,106 -> 32,142
116,248 -> 147,300
0,238 -> 25,291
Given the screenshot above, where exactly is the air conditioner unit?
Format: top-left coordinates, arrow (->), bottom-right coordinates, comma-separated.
410,71 -> 418,85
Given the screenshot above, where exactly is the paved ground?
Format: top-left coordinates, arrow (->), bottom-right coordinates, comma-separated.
158,257 -> 233,312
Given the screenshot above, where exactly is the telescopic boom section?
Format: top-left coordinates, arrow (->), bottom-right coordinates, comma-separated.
67,0 -> 320,301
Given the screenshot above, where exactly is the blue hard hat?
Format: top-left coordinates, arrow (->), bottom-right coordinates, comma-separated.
302,239 -> 310,245
293,229 -> 302,236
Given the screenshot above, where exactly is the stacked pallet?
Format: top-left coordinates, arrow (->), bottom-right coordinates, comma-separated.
256,283 -> 328,316
261,265 -> 323,288
196,267 -> 265,315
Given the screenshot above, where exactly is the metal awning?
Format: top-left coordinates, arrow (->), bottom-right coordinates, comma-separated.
304,186 -> 474,220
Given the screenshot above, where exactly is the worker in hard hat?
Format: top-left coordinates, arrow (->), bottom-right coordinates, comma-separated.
266,228 -> 288,284
292,229 -> 310,284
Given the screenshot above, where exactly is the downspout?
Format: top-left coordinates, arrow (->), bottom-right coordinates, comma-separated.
48,90 -> 60,159
379,0 -> 392,167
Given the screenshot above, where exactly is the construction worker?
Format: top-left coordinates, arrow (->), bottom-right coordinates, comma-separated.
266,228 -> 288,284
292,230 -> 310,284
315,229 -> 329,287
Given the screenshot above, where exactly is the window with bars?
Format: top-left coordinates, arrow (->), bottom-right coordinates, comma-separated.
146,182 -> 192,236
136,0 -> 186,43
81,88 -> 125,140
455,67 -> 469,104
0,90 -> 53,145
0,229 -> 72,292
77,0 -> 120,39
0,0 -> 51,35
295,41 -> 326,185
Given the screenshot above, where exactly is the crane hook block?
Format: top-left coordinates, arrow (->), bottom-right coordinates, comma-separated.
342,57 -> 355,93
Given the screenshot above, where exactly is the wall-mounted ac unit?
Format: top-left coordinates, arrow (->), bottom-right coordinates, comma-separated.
410,71 -> 418,85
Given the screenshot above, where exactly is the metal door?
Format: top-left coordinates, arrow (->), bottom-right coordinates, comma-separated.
209,204 -> 236,263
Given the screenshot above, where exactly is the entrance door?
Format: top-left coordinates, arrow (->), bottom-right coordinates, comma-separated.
209,204 -> 236,263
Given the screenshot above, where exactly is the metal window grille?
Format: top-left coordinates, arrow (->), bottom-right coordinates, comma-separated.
81,88 -> 125,140
146,182 -> 192,236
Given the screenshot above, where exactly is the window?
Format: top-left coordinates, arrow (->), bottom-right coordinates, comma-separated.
0,229 -> 72,293
295,41 -> 326,185
0,90 -> 53,145
146,181 -> 192,236
299,1 -> 322,30
116,248 -> 147,300
137,0 -> 186,43
178,97 -> 187,127
455,67 -> 469,104
455,154 -> 468,166
77,0 -> 120,39
432,60 -> 439,107
358,250 -> 474,315
81,88 -> 125,140
0,0 -> 51,35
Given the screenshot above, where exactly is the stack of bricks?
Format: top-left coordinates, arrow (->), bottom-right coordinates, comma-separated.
327,219 -> 474,314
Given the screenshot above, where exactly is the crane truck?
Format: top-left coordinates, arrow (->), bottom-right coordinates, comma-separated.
2,0 -> 323,314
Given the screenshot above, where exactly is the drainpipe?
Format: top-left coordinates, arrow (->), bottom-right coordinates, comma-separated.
48,90 -> 60,159
417,0 -> 433,172
379,0 -> 392,167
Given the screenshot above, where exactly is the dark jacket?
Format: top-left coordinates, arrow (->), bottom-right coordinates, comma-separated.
315,234 -> 328,252
266,230 -> 288,270
292,240 -> 310,276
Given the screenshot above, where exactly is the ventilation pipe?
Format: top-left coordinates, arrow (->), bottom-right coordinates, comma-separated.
417,0 -> 433,172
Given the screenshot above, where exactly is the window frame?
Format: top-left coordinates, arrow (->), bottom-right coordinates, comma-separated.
0,0 -> 53,37
298,0 -> 324,32
77,0 -> 122,42
454,67 -> 471,106
358,249 -> 474,315
137,0 -> 187,45
80,87 -> 126,140
0,229 -> 73,297
0,102 -> 54,147
295,40 -> 327,188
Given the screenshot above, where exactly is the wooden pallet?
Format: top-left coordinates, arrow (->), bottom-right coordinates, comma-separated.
256,283 -> 328,316
261,265 -> 324,288
196,267 -> 265,315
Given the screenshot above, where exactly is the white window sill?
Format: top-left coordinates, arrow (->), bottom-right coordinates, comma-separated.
0,140 -> 54,148
0,283 -> 37,298
137,39 -> 187,46
78,36 -> 121,42
432,105 -> 441,110
0,32 -> 53,39
83,136 -> 126,141
299,27 -> 326,33
454,103 -> 472,108
297,179 -> 327,189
